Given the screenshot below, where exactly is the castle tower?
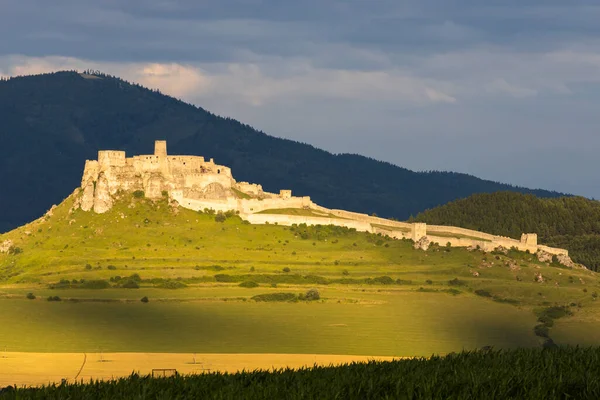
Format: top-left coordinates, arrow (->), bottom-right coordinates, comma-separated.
154,140 -> 167,158
412,223 -> 427,242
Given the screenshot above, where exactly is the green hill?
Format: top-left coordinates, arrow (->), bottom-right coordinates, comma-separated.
0,71 -> 564,233
412,192 -> 600,271
0,191 -> 599,355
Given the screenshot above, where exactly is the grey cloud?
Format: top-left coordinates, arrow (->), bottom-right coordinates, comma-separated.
1,0 -> 600,197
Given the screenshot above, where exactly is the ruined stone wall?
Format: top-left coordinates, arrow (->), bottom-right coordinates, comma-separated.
98,151 -> 126,168
236,182 -> 264,196
312,206 -> 413,230
373,227 -> 410,239
170,192 -> 314,215
426,225 -> 495,241
78,141 -> 571,259
237,197 -> 313,214
245,214 -> 373,232
428,235 -> 494,251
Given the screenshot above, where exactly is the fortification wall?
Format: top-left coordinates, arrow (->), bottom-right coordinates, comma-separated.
235,182 -> 263,196
373,227 -> 410,239
538,245 -> 569,256
237,197 -> 313,214
79,141 -> 572,260
169,193 -> 314,215
184,173 -> 233,190
312,207 -> 413,230
98,151 -> 126,167
245,214 -> 373,232
428,235 -> 495,251
426,225 -> 496,241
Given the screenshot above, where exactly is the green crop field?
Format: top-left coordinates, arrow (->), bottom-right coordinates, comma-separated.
1,191 -> 599,361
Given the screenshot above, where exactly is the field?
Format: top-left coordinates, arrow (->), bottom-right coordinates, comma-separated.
2,347 -> 600,399
1,192 -> 600,388
0,352 -> 397,388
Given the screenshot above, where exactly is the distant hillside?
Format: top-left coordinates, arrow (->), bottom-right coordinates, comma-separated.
412,192 -> 600,271
0,71 -> 564,232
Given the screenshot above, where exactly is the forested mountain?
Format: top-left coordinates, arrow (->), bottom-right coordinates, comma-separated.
0,71 -> 564,233
412,192 -> 600,271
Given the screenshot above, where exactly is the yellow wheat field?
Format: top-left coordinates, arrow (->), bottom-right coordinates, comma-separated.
0,352 -> 398,388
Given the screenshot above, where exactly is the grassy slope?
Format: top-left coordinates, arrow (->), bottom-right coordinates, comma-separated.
0,193 -> 599,355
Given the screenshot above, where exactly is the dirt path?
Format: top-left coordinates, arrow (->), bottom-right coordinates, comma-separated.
0,352 -> 398,388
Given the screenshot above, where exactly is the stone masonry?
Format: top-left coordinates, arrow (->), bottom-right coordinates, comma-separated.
77,141 -> 572,261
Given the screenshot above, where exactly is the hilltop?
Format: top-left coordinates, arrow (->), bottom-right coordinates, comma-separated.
412,192 -> 600,271
0,71 -> 564,233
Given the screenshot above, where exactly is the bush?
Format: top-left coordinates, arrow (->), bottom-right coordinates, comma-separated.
85,264 -> 92,270
47,296 -> 61,302
141,296 -> 149,303
448,278 -> 467,286
538,306 -> 572,320
214,274 -> 235,283
121,280 -> 140,289
282,267 -> 291,273
26,293 -> 36,300
474,289 -> 493,298
239,281 -> 259,288
107,265 -> 117,270
371,276 -> 394,285
214,213 -> 226,223
82,280 -> 111,289
426,279 -> 433,285
396,279 -> 412,285
8,246 -> 22,255
251,293 -> 297,302
303,288 -> 320,301
533,324 -> 549,338
538,315 -> 555,327
342,269 -> 349,276
133,190 -> 145,198
157,281 -> 187,289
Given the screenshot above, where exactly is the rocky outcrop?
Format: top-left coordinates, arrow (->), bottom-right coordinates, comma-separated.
537,250 -> 553,263
413,236 -> 431,251
81,180 -> 95,211
0,240 -> 13,253
93,174 -> 113,213
493,246 -> 509,254
557,254 -> 578,269
537,250 -> 581,269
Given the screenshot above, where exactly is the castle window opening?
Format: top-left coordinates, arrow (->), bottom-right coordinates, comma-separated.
218,169 -> 221,174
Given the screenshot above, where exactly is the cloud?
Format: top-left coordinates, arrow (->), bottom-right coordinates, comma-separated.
484,79 -> 538,98
2,1 -> 600,198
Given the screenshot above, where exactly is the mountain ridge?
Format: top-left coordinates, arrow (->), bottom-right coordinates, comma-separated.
0,70 -> 566,232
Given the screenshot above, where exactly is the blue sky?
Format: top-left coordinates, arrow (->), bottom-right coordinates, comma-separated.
2,0 -> 600,197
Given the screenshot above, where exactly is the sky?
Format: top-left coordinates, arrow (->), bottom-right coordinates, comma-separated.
1,0 -> 600,198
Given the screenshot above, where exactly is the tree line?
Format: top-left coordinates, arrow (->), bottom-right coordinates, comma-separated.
412,192 -> 600,271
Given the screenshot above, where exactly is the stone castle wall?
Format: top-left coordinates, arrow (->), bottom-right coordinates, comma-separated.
245,213 -> 373,232
77,140 -> 571,259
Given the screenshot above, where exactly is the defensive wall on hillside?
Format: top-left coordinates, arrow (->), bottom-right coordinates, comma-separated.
77,140 -> 570,258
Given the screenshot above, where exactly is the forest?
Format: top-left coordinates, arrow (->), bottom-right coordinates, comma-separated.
413,192 -> 600,271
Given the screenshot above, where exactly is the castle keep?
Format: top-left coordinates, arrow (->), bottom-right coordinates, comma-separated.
79,141 -> 570,260
80,140 -> 308,214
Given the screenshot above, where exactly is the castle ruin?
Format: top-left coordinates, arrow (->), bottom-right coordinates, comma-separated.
78,141 -> 570,259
